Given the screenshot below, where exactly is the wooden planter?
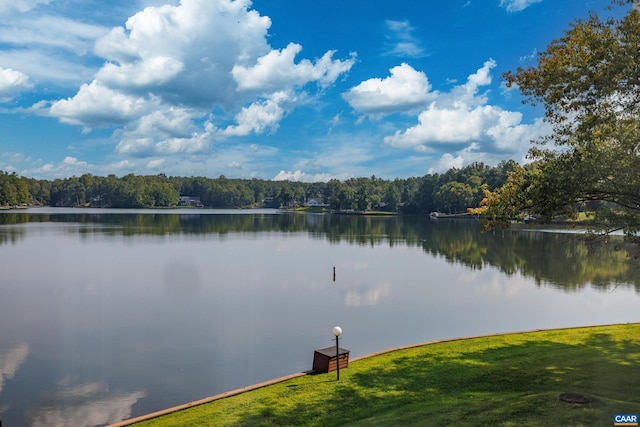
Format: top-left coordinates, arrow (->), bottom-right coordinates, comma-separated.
312,346 -> 349,373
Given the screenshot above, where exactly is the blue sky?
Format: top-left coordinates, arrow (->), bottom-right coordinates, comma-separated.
0,0 -> 632,181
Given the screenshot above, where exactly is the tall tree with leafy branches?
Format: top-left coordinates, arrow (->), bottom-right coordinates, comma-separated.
477,0 -> 640,244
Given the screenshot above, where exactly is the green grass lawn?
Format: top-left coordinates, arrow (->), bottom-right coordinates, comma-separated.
132,324 -> 640,426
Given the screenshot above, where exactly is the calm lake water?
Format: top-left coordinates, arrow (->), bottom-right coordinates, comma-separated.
1,208 -> 639,426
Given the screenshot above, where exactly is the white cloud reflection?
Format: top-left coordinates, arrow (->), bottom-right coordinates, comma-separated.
344,283 -> 391,307
27,381 -> 145,427
0,343 -> 29,395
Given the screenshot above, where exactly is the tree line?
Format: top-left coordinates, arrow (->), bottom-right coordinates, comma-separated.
0,160 -> 518,213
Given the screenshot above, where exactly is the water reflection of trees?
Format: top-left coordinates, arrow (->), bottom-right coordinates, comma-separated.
430,222 -> 639,293
1,211 -> 638,292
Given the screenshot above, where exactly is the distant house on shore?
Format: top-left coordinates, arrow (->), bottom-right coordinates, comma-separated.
178,196 -> 204,207
306,198 -> 327,207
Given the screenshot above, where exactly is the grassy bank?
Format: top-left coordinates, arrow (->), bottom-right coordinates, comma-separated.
132,324 -> 640,426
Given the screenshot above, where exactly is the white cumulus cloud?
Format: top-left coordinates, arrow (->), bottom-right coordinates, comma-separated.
381,59 -> 547,159
45,0 -> 354,164
96,56 -> 185,88
50,81 -> 153,127
273,169 -> 345,183
343,62 -> 435,116
443,59 -> 496,108
57,0 -> 271,118
112,106 -> 211,157
232,42 -> 355,92
384,104 -> 495,147
0,66 -> 33,101
428,153 -> 465,174
219,94 -> 286,137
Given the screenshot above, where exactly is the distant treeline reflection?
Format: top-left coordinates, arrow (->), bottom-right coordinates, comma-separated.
1,211 -> 638,292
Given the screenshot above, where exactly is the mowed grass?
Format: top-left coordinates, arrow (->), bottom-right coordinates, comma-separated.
134,324 -> 640,426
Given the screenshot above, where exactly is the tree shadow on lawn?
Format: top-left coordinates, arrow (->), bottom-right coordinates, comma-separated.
233,333 -> 640,426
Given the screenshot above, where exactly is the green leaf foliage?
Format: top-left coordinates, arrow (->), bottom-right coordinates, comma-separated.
485,2 -> 640,244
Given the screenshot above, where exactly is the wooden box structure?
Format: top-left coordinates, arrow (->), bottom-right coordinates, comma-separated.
312,346 -> 350,373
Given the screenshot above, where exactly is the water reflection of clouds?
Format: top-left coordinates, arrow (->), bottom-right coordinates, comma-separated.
344,283 -> 390,307
338,259 -> 391,307
27,381 -> 145,427
0,343 -> 28,395
351,261 -> 369,272
467,269 -> 530,298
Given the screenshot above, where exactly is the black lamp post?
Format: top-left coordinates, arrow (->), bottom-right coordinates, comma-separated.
332,326 -> 342,381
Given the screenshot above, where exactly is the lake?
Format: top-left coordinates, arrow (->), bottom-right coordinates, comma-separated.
1,208 -> 639,426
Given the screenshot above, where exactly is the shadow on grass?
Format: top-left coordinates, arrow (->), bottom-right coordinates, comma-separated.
230,332 -> 640,426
